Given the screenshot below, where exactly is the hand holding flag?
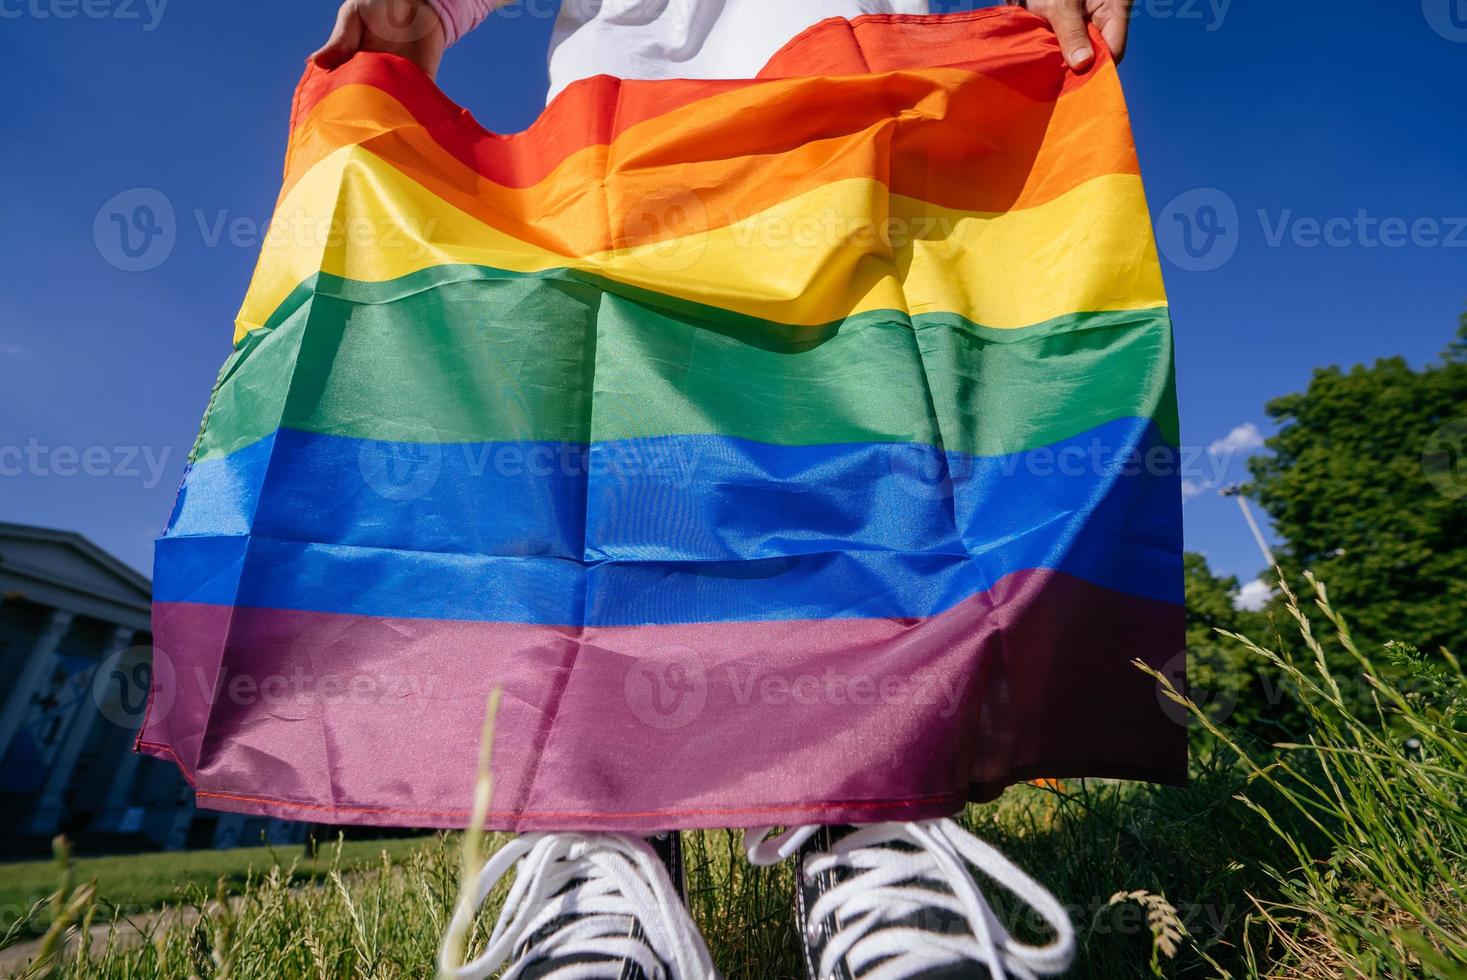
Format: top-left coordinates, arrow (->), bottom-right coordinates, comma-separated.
312,0 -> 446,78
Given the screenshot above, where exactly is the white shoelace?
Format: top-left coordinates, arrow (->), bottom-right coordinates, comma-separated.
745,820 -> 1075,980
439,832 -> 720,980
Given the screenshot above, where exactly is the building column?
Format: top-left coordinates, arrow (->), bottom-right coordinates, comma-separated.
89,642 -> 153,833
27,625 -> 136,836
161,795 -> 196,851
265,818 -> 307,846
0,608 -> 75,762
212,812 -> 247,850
91,737 -> 145,833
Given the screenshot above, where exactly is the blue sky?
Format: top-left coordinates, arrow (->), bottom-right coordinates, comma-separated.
1,0 -> 1464,591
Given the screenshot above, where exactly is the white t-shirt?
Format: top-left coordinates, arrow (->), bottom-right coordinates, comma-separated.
545,0 -> 931,101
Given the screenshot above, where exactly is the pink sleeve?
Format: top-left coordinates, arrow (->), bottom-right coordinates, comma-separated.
425,0 -> 498,46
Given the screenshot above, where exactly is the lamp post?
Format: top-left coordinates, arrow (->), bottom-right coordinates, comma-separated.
1219,484 -> 1276,567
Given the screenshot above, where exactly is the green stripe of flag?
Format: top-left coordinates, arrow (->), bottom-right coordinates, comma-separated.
196,266 -> 1176,463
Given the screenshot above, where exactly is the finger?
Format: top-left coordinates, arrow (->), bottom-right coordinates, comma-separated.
311,3 -> 364,69
1046,0 -> 1096,70
1097,8 -> 1129,62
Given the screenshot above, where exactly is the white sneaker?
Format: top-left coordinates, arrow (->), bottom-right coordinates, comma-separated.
440,831 -> 720,980
746,820 -> 1075,980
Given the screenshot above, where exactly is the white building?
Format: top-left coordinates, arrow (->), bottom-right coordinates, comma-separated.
0,522 -> 307,854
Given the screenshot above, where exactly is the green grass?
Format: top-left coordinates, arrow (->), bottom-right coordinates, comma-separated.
0,838 -> 427,937
5,573 -> 1464,979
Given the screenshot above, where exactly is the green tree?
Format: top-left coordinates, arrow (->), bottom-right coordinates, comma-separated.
1184,551 -> 1264,651
1183,551 -> 1277,736
1245,314 -> 1467,656
1444,308 -> 1467,365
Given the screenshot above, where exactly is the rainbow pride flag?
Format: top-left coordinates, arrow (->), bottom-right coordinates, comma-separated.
141,9 -> 1185,832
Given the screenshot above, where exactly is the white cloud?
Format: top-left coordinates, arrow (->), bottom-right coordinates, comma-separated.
1181,480 -> 1208,501
1210,422 -> 1265,458
1233,578 -> 1272,612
